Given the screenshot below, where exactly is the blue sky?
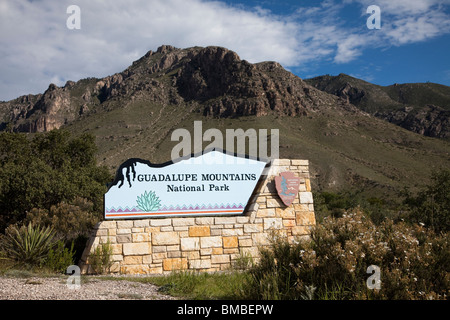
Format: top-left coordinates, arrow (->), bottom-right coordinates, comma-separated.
1,0 -> 450,101
223,0 -> 450,85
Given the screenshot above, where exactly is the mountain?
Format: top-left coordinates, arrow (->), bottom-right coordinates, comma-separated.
1,45 -> 449,198
0,45 -> 327,132
305,73 -> 450,139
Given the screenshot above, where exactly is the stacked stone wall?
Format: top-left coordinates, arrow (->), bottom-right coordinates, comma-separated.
79,159 -> 315,274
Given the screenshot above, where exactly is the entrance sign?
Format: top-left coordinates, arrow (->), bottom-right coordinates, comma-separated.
104,150 -> 268,219
275,172 -> 300,206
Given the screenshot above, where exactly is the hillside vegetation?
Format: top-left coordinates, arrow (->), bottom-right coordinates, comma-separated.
306,73 -> 450,139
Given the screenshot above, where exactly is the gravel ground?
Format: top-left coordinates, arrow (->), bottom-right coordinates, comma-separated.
0,275 -> 177,300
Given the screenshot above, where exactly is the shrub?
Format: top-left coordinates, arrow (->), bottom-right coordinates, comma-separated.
149,271 -> 251,300
25,197 -> 101,241
232,252 -> 255,271
244,236 -> 303,300
0,222 -> 57,266
313,191 -> 356,221
313,191 -> 398,225
88,238 -> 113,274
402,168 -> 450,233
0,130 -> 112,233
25,197 -> 101,265
243,210 -> 449,300
42,240 -> 75,273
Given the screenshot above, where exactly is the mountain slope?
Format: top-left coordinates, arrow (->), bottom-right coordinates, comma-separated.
1,45 -> 449,197
0,45 -> 329,132
305,73 -> 450,139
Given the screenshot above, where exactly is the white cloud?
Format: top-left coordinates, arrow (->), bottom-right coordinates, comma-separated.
0,0 -> 449,101
352,0 -> 445,15
349,0 -> 450,45
334,34 -> 367,63
384,10 -> 450,44
0,0 -> 305,100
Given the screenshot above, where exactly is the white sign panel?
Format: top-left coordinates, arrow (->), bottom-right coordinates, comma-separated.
104,150 -> 268,219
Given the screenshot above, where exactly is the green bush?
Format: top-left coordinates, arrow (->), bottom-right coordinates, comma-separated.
42,240 -> 75,273
243,210 -> 449,300
0,222 -> 57,266
25,197 -> 101,241
147,271 -> 251,300
313,191 -> 356,221
88,238 -> 113,274
402,168 -> 450,233
313,191 -> 398,225
0,130 -> 112,233
241,230 -> 310,300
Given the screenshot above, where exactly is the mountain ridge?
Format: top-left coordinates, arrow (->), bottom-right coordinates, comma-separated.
1,45 -> 341,132
305,73 -> 450,139
1,45 -> 449,196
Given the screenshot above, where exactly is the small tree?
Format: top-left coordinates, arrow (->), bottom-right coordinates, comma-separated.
403,169 -> 450,233
0,130 -> 112,233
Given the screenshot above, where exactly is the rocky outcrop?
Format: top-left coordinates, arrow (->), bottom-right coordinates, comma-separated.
175,47 -> 316,117
1,45 -> 333,132
306,74 -> 450,139
335,83 -> 366,105
2,83 -> 75,132
379,105 -> 450,139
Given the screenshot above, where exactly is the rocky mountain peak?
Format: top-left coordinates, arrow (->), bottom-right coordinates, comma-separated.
1,45 -> 337,132
156,44 -> 177,54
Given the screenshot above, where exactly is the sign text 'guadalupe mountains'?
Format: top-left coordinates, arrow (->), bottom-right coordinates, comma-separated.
104,150 -> 268,219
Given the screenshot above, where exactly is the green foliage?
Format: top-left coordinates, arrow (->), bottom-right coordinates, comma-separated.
314,190 -> 400,225
313,191 -> 356,220
43,240 -> 75,273
146,271 -> 250,300
25,197 -> 101,241
232,252 -> 254,271
242,210 -> 449,300
136,190 -> 161,211
402,168 -> 450,233
242,235 -> 306,300
0,129 -> 112,233
0,223 -> 57,266
88,238 -> 113,275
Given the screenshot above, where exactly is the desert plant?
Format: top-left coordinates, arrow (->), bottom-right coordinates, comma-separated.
232,251 -> 255,271
242,210 -> 449,300
136,190 -> 161,211
88,238 -> 113,274
0,222 -> 57,266
148,271 -> 251,300
42,240 -> 75,273
242,235 -> 305,300
25,197 -> 101,240
402,168 -> 450,233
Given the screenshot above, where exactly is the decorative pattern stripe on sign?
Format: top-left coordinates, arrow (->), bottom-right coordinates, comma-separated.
105,209 -> 243,218
105,203 -> 245,213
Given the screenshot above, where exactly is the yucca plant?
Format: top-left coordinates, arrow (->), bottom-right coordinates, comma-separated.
136,190 -> 161,211
1,222 -> 57,266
